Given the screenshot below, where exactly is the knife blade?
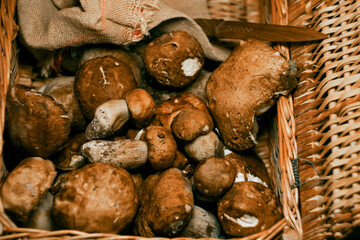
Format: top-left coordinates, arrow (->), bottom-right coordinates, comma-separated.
194,18 -> 327,42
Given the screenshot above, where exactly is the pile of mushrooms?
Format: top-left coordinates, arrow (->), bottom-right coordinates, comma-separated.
1,31 -> 296,238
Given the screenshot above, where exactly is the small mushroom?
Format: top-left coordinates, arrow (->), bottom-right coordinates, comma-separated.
125,88 -> 155,128
74,56 -> 137,120
85,99 -> 130,140
81,139 -> 148,170
42,76 -> 87,131
217,182 -> 283,237
1,157 -> 57,223
6,85 -> 71,158
171,108 -> 211,141
145,125 -> 177,171
144,31 -> 205,88
179,205 -> 222,238
193,157 -> 236,202
184,131 -> 224,162
52,162 -> 139,233
154,93 -> 213,131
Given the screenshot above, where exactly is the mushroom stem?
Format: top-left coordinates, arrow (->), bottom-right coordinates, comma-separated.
85,99 -> 130,140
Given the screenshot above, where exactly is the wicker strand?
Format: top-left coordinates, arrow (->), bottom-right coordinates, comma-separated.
269,0 -> 302,237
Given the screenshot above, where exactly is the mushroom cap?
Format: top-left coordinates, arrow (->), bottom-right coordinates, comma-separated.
6,84 -> 71,158
135,168 -> 194,237
52,162 -> 139,233
74,56 -> 137,120
1,157 -> 56,223
154,93 -> 213,131
144,31 -> 204,88
79,47 -> 143,85
125,88 -> 155,128
171,108 -> 211,141
206,39 -> 296,151
184,131 -> 224,162
43,76 -> 87,131
52,132 -> 87,171
145,125 -> 177,171
194,157 -> 236,200
225,151 -> 271,188
217,182 -> 283,237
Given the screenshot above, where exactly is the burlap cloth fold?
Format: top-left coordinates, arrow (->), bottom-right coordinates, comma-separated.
17,0 -> 231,62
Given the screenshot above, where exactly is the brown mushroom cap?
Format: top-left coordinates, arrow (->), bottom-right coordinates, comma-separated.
51,132 -> 87,171
144,31 -> 204,88
154,93 -> 213,131
1,157 -> 56,223
193,157 -> 236,201
52,162 -> 139,233
217,182 -> 283,237
125,88 -> 155,128
206,39 -> 296,151
74,56 -> 137,120
6,84 -> 71,158
225,151 -> 271,188
79,47 -> 143,85
42,76 -> 87,131
171,108 -> 211,141
135,168 -> 194,237
184,131 -> 224,162
145,125 -> 177,171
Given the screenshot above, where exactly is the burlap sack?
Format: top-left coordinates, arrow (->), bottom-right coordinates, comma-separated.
17,0 -> 231,62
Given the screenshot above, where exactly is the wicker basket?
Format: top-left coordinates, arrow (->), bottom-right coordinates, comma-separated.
1,0 -> 360,239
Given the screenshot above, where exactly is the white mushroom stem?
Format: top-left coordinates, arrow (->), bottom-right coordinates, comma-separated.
81,139 -> 148,170
85,99 -> 130,140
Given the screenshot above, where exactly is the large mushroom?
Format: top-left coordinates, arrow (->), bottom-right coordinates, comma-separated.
52,162 -> 139,233
74,56 -> 137,120
206,38 -> 297,151
1,157 -> 56,223
6,84 -> 71,158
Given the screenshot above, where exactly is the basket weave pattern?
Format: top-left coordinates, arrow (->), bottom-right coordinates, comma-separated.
0,0 -> 360,239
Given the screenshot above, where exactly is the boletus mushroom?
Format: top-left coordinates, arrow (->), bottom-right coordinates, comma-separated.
52,162 -> 139,233
6,84 -> 71,158
144,31 -> 205,88
206,38 -> 297,151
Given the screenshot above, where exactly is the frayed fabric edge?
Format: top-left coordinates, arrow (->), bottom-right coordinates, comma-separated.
131,0 -> 160,43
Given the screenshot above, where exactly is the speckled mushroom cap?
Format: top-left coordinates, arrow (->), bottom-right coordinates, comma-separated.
74,56 -> 137,120
135,168 -> 194,237
171,108 -> 212,141
6,84 -> 71,158
144,31 -> 205,88
218,182 -> 283,238
42,76 -> 87,131
145,125 -> 177,171
193,157 -> 236,201
206,38 -> 296,151
154,93 -> 213,131
1,157 -> 56,223
52,162 -> 139,233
